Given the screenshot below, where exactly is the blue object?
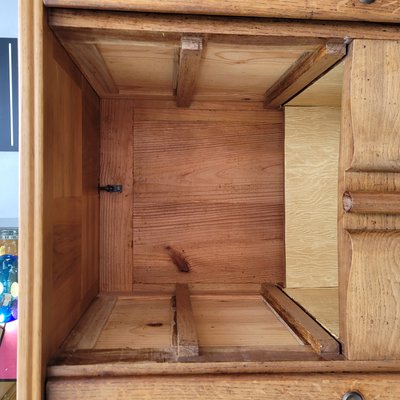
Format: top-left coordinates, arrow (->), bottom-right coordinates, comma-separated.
0,254 -> 18,323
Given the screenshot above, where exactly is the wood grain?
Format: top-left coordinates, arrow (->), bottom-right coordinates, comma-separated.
284,287 -> 339,338
346,232 -> 400,360
48,9 -> 400,42
60,43 -> 118,96
0,383 -> 16,400
348,40 -> 400,172
176,37 -> 203,107
261,285 -> 339,355
343,191 -> 400,214
339,40 -> 400,360
95,297 -> 173,350
46,374 -> 400,400
285,107 -> 340,288
62,296 -> 117,351
175,284 -> 199,358
47,359 -> 400,378
133,108 -> 284,284
100,99 -> 134,291
191,294 -> 302,347
43,0 -> 400,23
264,41 -> 346,108
19,8 -> 101,399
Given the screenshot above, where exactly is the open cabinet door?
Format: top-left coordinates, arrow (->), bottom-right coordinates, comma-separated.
339,39 -> 400,360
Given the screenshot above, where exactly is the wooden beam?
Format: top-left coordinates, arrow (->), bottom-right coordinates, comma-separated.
61,43 -> 118,97
176,37 -> 203,107
261,284 -> 339,355
264,42 -> 346,108
47,374 -> 400,400
343,191 -> 400,214
175,284 -> 199,358
48,9 -> 400,43
43,0 -> 400,24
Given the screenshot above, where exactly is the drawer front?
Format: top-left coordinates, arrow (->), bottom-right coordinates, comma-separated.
47,373 -> 400,399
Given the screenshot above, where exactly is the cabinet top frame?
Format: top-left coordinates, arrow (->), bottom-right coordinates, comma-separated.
44,0 -> 400,24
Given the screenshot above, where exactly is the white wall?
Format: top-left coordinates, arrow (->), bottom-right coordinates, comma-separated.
0,0 -> 18,227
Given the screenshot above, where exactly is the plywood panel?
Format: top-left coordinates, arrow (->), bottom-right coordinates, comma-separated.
133,108 -> 284,284
100,100 -> 134,291
286,61 -> 343,107
285,107 -> 340,288
191,295 -> 301,347
284,288 -> 339,338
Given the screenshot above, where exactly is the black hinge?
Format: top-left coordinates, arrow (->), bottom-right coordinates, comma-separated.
98,184 -> 123,193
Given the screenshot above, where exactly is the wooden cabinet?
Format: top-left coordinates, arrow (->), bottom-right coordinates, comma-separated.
19,1 -> 400,399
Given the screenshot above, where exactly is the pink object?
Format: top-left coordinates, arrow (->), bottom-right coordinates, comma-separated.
0,320 -> 17,379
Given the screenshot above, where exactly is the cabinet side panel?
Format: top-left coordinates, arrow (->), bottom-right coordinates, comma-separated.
43,14 -> 100,367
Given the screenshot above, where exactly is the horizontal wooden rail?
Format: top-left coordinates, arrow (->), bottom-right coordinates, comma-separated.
343,191 -> 400,214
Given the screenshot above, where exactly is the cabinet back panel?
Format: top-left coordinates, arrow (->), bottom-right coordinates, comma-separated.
100,102 -> 284,289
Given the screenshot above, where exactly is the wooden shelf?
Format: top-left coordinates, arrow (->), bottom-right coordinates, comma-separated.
50,284 -> 340,371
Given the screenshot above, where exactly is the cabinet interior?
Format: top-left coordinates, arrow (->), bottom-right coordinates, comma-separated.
43,7 -> 345,371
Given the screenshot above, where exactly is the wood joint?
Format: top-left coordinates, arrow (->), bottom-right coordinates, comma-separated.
264,40 -> 346,108
175,284 -> 199,359
176,37 -> 203,107
261,284 -> 340,356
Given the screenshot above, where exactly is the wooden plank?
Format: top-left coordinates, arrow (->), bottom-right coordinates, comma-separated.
62,296 -> 117,351
48,359 -> 400,378
43,0 -> 400,24
100,99 -> 134,291
48,9 -> 400,43
264,42 -> 346,108
49,8 -> 400,43
261,284 -> 339,355
343,192 -> 400,214
285,107 -> 340,288
61,43 -> 118,96
339,40 -> 400,360
95,297 -> 173,350
175,284 -> 199,358
133,108 -> 284,284
191,295 -> 302,347
284,288 -> 339,338
46,374 -> 400,400
176,37 -> 203,107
